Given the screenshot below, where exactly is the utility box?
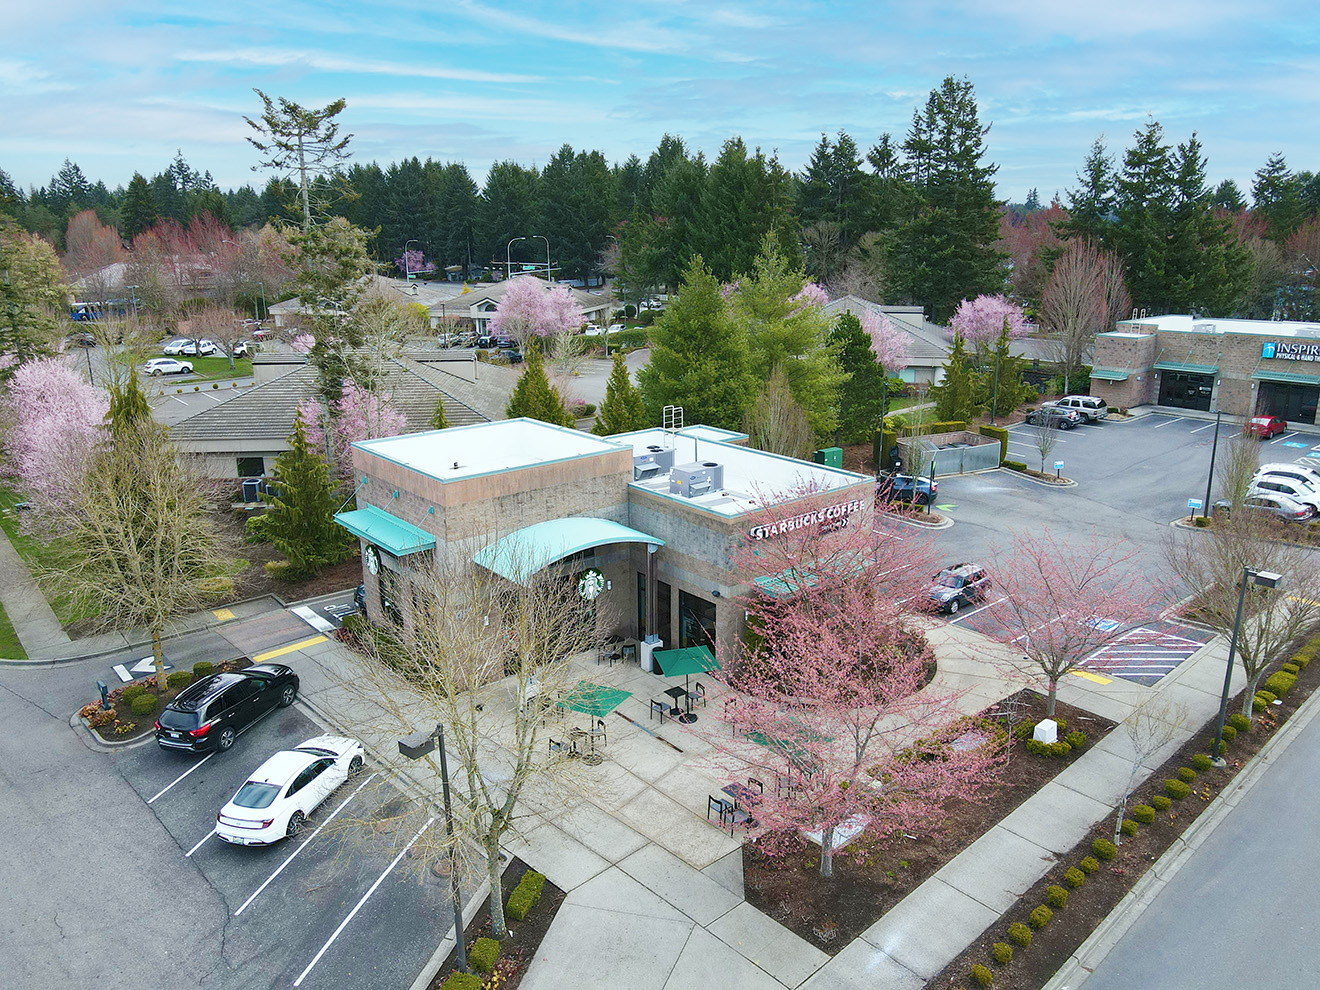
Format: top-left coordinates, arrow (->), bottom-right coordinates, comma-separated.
813,447 -> 843,468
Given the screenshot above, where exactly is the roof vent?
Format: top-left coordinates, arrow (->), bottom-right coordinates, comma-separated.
670,461 -> 723,498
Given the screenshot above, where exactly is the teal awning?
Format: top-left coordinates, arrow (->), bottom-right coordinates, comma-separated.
1252,369 -> 1320,387
1089,367 -> 1130,382
335,504 -> 436,556
473,517 -> 663,584
1153,361 -> 1218,375
561,681 -> 632,718
653,646 -> 720,677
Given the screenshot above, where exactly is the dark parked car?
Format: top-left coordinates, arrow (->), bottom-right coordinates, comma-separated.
155,663 -> 300,754
876,472 -> 938,506
926,562 -> 991,615
1024,406 -> 1084,430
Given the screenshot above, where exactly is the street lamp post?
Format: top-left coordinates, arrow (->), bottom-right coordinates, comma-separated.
405,239 -> 419,280
507,236 -> 527,280
531,235 -> 550,282
126,285 -> 139,318
1202,409 -> 1222,520
256,282 -> 266,322
1211,566 -> 1283,765
399,723 -> 467,972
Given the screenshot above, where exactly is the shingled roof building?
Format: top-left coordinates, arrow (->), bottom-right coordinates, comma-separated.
171,354 -> 508,479
819,296 -> 951,384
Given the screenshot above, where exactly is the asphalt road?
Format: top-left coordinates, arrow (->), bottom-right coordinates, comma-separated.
1079,697 -> 1320,990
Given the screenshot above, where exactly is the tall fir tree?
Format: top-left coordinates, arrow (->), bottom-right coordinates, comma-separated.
928,334 -> 982,423
592,350 -> 649,436
1165,133 -> 1250,315
1111,119 -> 1175,312
505,347 -> 574,427
976,323 -> 1029,418
1252,152 -> 1303,243
828,312 -> 887,443
120,173 -> 158,241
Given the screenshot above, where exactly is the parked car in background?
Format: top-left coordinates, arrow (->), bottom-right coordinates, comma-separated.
232,340 -> 258,359
1246,415 -> 1288,439
1255,463 -> 1320,492
925,562 -> 991,614
251,326 -> 273,340
163,337 -> 219,357
876,472 -> 938,506
215,735 -> 364,845
143,357 -> 193,376
1024,406 -> 1084,430
154,663 -> 300,753
1249,476 -> 1320,512
1214,491 -> 1313,522
1046,395 -> 1108,422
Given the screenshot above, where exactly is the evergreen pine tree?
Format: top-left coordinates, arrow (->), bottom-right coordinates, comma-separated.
1111,119 -> 1175,311
1059,139 -> 1115,245
505,348 -> 574,427
1252,152 -> 1303,243
928,334 -> 982,422
248,417 -> 348,578
592,350 -> 649,435
120,173 -> 158,240
105,373 -> 152,436
977,322 -> 1029,418
829,312 -> 887,443
429,392 -> 450,430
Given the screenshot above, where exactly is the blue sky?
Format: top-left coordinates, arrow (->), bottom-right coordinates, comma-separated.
3,0 -> 1318,204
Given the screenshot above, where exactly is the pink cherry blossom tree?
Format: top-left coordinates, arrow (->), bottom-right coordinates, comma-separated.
790,282 -> 830,310
949,294 -> 1029,357
6,358 -> 108,512
861,310 -> 910,374
489,276 -> 583,347
394,248 -> 435,277
298,383 -> 407,483
707,487 -> 996,877
988,530 -> 1166,716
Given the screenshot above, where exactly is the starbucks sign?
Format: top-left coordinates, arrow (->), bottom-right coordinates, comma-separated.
577,568 -> 605,601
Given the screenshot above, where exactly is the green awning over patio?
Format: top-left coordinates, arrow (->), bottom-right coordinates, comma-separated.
652,645 -> 720,677
1153,361 -> 1218,375
1089,367 -> 1130,382
334,504 -> 436,556
561,681 -> 632,718
1252,368 -> 1320,387
473,517 -> 664,584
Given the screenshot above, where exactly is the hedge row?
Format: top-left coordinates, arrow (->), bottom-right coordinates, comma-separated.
506,869 -> 546,922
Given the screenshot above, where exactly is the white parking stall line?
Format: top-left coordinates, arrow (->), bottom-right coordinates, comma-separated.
186,828 -> 216,858
148,754 -> 215,805
292,815 -> 434,987
1012,611 -> 1070,643
947,596 -> 1006,624
290,605 -> 336,634
170,396 -> 189,406
1270,432 -> 1299,445
112,663 -> 133,682
234,771 -> 379,917
1189,422 -> 1218,434
1151,417 -> 1186,428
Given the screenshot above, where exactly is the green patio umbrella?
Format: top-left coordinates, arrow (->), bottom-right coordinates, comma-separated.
561,680 -> 632,718
652,646 -> 720,721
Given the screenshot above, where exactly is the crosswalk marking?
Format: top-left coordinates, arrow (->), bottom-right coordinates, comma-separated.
290,605 -> 336,633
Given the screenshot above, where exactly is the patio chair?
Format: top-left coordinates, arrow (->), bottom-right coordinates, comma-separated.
746,777 -> 765,799
548,737 -> 573,758
649,699 -> 668,724
707,795 -> 733,821
692,682 -> 708,708
723,804 -> 753,836
588,718 -> 607,747
622,643 -> 637,665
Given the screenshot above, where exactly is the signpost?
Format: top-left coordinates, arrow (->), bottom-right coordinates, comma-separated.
1054,460 -> 1064,479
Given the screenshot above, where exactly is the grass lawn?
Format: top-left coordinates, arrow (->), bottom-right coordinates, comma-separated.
0,487 -> 92,626
0,600 -> 27,659
148,354 -> 252,382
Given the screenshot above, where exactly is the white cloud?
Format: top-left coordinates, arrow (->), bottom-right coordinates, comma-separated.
174,48 -> 541,84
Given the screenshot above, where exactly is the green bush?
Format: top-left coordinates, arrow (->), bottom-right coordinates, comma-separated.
1291,648 -> 1314,669
167,671 -> 193,689
1192,515 -> 1210,528
1120,818 -> 1139,838
1192,753 -> 1213,772
1064,866 -> 1086,889
1007,921 -> 1033,946
1165,779 -> 1191,800
1254,691 -> 1275,713
1264,671 -> 1297,696
1065,730 -> 1086,750
121,683 -> 150,704
1013,720 -> 1038,741
1092,838 -> 1117,860
1045,884 -> 1068,908
971,961 -> 994,987
196,575 -> 234,601
468,937 -> 500,974
192,661 -> 214,679
1079,855 -> 1100,874
978,424 -> 1009,464
1282,662 -> 1301,675
1028,905 -> 1053,929
1002,459 -> 1028,472
1221,724 -> 1237,742
1131,804 -> 1156,824
263,560 -> 295,581
1177,766 -> 1197,783
439,974 -> 483,990
1229,713 -> 1251,733
991,942 -> 1013,965
506,870 -> 546,922
340,613 -> 369,638
130,694 -> 158,717
1151,794 -> 1172,812
1026,738 -> 1072,758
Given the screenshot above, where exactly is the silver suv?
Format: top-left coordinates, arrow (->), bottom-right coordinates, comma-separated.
1047,395 -> 1108,422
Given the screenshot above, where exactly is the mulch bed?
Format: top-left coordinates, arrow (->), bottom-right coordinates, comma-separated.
427,856 -> 566,990
80,656 -> 252,743
930,643 -> 1320,989
743,691 -> 1115,953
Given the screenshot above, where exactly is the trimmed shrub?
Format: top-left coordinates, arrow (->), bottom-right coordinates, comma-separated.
1026,738 -> 1072,758
1045,884 -> 1068,908
1221,724 -> 1237,742
506,870 -> 546,922
1177,766 -> 1197,783
1079,855 -> 1100,874
468,937 -> 500,974
439,974 -> 483,990
1151,794 -> 1172,812
1165,779 -> 1191,800
130,694 -> 158,717
1007,921 -> 1033,946
971,962 -> 994,987
979,424 -> 1009,464
1254,692 -> 1274,713
1291,649 -> 1314,670
1264,671 -> 1297,696
192,661 -> 214,679
263,560 -> 295,581
121,683 -> 148,704
992,942 -> 1013,965
1192,515 -> 1210,528
1229,713 -> 1251,733
1092,838 -> 1117,860
1064,730 -> 1086,750
1013,720 -> 1038,741
1131,804 -> 1156,824
1064,867 -> 1086,889
1028,905 -> 1053,929
1192,753 -> 1213,772
1002,459 -> 1028,472
1281,662 -> 1301,675
1120,818 -> 1139,838
196,576 -> 234,601
167,671 -> 193,690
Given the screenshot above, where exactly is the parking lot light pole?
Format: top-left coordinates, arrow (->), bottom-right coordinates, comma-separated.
1211,567 -> 1282,766
1202,409 -> 1222,520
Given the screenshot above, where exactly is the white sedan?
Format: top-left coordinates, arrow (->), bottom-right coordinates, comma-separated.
162,337 -> 219,356
143,357 -> 193,376
216,735 -> 365,845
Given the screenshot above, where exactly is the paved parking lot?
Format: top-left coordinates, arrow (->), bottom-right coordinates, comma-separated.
112,704 -> 454,990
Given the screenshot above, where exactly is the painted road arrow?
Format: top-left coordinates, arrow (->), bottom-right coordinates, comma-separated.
112,656 -> 174,682
935,503 -> 957,511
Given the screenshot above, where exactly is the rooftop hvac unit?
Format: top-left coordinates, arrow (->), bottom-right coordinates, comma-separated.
669,461 -> 724,498
633,446 -> 675,480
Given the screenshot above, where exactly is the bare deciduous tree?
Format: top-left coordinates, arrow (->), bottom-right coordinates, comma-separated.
745,365 -> 813,459
1039,238 -> 1130,383
1114,698 -> 1187,845
184,304 -> 246,369
1029,417 -> 1060,474
1214,429 -> 1259,512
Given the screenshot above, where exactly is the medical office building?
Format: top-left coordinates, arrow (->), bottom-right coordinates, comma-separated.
1090,315 -> 1320,423
334,418 -> 873,667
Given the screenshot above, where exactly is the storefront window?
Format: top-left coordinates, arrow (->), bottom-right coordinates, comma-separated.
678,591 -> 716,650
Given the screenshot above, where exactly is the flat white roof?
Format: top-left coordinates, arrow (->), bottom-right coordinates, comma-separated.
615,428 -> 871,517
355,418 -> 626,481
1115,315 -> 1320,339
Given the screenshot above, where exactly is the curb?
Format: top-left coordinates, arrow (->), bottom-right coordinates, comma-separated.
69,712 -> 159,752
1043,681 -> 1320,989
999,467 -> 1077,488
884,511 -> 954,531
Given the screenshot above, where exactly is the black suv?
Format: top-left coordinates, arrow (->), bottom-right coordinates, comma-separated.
926,562 -> 991,614
876,472 -> 938,506
155,663 -> 300,754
